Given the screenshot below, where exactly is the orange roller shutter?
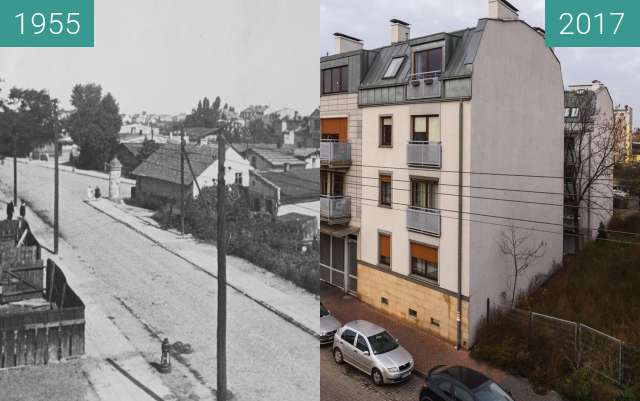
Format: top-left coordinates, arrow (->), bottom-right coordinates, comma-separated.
379,234 -> 391,258
380,174 -> 391,182
321,118 -> 348,143
410,243 -> 438,264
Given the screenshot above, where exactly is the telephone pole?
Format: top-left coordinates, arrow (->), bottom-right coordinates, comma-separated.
216,124 -> 229,400
53,130 -> 59,254
180,128 -> 185,236
12,130 -> 17,206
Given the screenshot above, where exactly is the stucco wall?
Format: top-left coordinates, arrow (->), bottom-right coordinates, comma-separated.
195,147 -> 253,198
468,19 -> 565,341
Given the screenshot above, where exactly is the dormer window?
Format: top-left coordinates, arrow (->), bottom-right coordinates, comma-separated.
413,47 -> 443,78
383,57 -> 405,79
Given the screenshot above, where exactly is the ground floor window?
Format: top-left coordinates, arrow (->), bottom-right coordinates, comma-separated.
379,233 -> 391,267
410,242 -> 438,283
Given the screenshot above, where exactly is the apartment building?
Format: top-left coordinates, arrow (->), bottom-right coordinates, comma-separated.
564,82 -> 615,254
321,0 -> 565,348
614,105 -> 634,163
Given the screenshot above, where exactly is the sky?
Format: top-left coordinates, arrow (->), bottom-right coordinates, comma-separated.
320,0 -> 640,128
0,0 -> 319,116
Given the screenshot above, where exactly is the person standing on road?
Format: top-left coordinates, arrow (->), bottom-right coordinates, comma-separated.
6,201 -> 14,220
19,201 -> 26,219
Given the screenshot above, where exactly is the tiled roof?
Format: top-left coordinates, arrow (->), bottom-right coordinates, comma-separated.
185,127 -> 217,140
249,147 -> 306,167
260,168 -> 319,203
131,143 -> 217,185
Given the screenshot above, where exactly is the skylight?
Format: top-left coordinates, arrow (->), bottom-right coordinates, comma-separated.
383,57 -> 405,79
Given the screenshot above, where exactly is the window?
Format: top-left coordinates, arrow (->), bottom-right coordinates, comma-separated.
383,57 -> 405,79
564,108 -> 571,118
381,297 -> 389,305
413,47 -> 443,76
341,329 -> 357,345
431,318 -> 440,327
379,174 -> 392,207
571,108 -> 580,118
321,66 -> 348,94
265,199 -> 274,213
321,171 -> 344,196
379,233 -> 391,267
410,243 -> 438,282
408,308 -> 417,318
356,335 -> 369,353
234,172 -> 243,185
411,179 -> 437,209
411,115 -> 440,142
380,116 -> 393,147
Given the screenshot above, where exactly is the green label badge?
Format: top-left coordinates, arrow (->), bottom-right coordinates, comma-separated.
0,0 -> 94,47
546,0 -> 640,47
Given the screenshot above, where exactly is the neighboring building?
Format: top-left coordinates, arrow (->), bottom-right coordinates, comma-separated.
249,168 -> 320,220
614,105 -> 634,163
239,105 -> 269,122
131,143 -> 252,203
185,127 -> 218,145
246,147 -> 307,172
278,213 -> 318,243
293,148 -> 321,169
321,0 -> 565,348
564,82 -> 615,254
120,123 -> 157,137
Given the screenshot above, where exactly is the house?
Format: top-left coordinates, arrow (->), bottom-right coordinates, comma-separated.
320,0 -> 565,348
564,82 -> 615,254
185,127 -> 218,145
614,105 -> 635,163
246,147 -> 307,172
115,142 -> 144,177
131,143 -> 252,204
293,148 -> 320,169
239,105 -> 269,122
249,168 -> 319,219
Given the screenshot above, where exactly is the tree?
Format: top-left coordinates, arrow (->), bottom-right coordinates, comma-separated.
184,96 -> 222,128
0,87 -> 59,157
565,90 -> 623,252
137,139 -> 160,164
498,223 -> 547,307
66,84 -> 122,170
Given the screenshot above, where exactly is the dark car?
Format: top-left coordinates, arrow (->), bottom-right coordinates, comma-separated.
419,365 -> 514,401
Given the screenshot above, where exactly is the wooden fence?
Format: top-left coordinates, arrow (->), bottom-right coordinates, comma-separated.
0,260 -> 85,369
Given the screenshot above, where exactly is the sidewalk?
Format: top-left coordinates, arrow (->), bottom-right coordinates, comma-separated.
86,198 -> 319,337
15,157 -> 136,185
320,284 -> 562,401
0,191 -> 182,401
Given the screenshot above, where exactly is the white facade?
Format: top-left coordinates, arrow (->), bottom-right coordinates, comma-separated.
193,146 -> 253,197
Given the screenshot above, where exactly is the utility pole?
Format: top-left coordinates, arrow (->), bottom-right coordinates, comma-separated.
216,124 -> 228,400
12,129 -> 17,206
54,130 -> 59,254
180,128 -> 185,236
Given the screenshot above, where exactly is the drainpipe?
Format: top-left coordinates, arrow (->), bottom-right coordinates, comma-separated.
456,100 -> 464,350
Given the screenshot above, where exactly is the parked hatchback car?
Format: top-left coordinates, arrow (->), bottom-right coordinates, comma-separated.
320,303 -> 341,345
419,365 -> 514,401
333,320 -> 413,385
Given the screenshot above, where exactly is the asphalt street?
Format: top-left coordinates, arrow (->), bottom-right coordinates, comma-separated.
0,162 -> 318,401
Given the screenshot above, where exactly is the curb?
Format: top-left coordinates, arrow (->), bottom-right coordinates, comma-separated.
84,200 -> 320,339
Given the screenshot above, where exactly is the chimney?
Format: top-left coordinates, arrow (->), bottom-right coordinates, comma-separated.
488,0 -> 519,20
390,19 -> 410,44
334,32 -> 363,54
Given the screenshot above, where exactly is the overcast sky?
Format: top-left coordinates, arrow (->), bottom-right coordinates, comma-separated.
321,0 -> 640,128
0,0 -> 319,116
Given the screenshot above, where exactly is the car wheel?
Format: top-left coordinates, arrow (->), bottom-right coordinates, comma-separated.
333,348 -> 344,364
371,368 -> 384,386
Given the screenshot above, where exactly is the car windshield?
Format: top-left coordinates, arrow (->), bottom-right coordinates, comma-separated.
474,382 -> 514,401
367,331 -> 398,355
320,304 -> 329,317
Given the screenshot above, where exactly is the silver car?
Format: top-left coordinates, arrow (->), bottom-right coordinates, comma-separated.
332,320 -> 414,385
320,303 -> 341,345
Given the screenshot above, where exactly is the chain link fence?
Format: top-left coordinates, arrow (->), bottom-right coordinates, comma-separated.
487,301 -> 637,386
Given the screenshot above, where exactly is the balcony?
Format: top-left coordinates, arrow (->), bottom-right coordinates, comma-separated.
407,141 -> 442,168
407,207 -> 441,236
321,196 -> 351,225
321,140 -> 352,168
406,72 -> 442,100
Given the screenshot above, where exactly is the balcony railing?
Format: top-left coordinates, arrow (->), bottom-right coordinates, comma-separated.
406,71 -> 442,100
320,140 -> 352,167
407,207 -> 441,236
407,141 -> 442,168
320,195 -> 351,225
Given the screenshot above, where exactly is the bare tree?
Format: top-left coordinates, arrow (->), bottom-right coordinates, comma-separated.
565,90 -> 624,252
498,223 -> 547,307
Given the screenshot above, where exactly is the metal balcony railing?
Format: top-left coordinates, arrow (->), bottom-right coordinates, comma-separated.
407,141 -> 442,168
320,140 -> 351,167
320,195 -> 351,224
407,207 -> 441,236
406,71 -> 442,100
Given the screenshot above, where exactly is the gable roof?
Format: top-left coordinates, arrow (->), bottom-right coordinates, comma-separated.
259,168 -> 319,203
248,147 -> 307,167
131,143 -> 217,185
